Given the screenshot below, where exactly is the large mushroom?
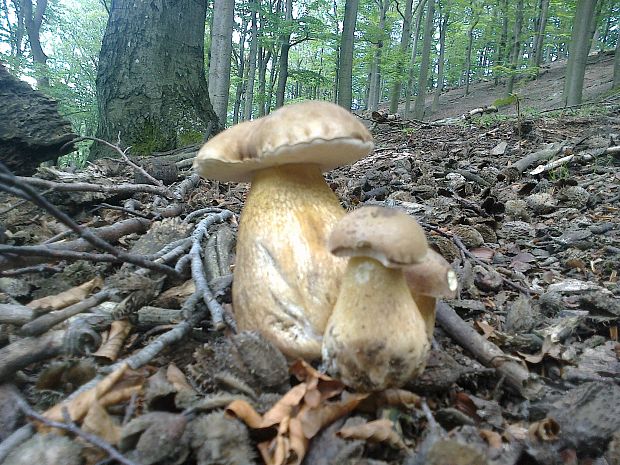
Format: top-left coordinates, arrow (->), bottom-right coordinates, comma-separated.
193,101 -> 373,360
321,206 -> 432,391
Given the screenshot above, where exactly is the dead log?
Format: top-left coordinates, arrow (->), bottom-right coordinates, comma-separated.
498,142 -> 565,182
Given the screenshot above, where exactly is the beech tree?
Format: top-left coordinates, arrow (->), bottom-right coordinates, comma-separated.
208,0 -> 235,125
337,0 -> 360,109
412,0 -> 434,120
563,0 -> 599,106
94,0 -> 219,157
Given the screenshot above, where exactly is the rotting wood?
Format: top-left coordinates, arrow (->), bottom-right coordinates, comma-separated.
498,141 -> 565,181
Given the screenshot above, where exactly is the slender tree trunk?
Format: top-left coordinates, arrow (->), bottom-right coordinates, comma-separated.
368,0 -> 389,111
412,0 -> 435,120
531,0 -> 549,71
388,0 -> 414,113
10,0 -> 26,57
257,48 -> 271,116
337,0 -> 360,109
22,0 -> 48,87
588,0 -> 604,53
94,0 -> 218,158
332,0 -> 341,103
464,7 -> 479,96
601,1 -> 613,46
432,4 -> 449,113
208,0 -> 234,126
505,0 -> 524,97
563,0 -> 599,106
613,36 -> 620,89
275,0 -> 292,108
244,0 -> 259,120
404,0 -> 427,117
233,16 -> 249,124
494,0 -> 508,86
266,46 -> 280,114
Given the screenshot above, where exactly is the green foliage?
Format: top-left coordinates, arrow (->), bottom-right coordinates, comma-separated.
177,129 -> 205,147
493,94 -> 518,108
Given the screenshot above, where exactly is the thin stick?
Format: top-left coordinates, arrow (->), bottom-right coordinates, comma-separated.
15,397 -> 139,465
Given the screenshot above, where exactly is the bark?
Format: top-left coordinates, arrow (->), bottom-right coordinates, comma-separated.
244,0 -> 259,120
494,0 -> 508,86
332,0 -> 341,103
388,0 -> 414,113
337,0 -> 360,110
431,4 -> 449,113
563,0 -> 599,106
613,36 -> 620,89
232,15 -> 249,124
208,0 -> 235,126
22,0 -> 48,87
412,0 -> 435,120
94,0 -> 218,158
404,0 -> 427,117
531,0 -> 549,71
464,5 -> 479,96
275,0 -> 293,108
588,0 -> 605,53
9,0 -> 25,56
505,0 -> 524,97
367,0 -> 389,111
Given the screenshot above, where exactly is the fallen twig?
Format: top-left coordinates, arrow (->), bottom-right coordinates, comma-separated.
436,301 -> 547,400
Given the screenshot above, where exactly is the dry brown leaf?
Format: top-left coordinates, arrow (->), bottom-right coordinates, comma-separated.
152,279 -> 195,308
479,429 -> 503,449
82,402 -> 121,445
375,389 -> 421,408
43,363 -> 142,426
166,363 -> 196,396
528,417 -> 560,442
299,392 -> 369,439
27,276 -> 104,311
93,320 -> 132,361
476,320 -> 497,339
261,383 -> 307,427
225,400 -> 265,429
337,418 -> 407,450
518,336 -> 562,364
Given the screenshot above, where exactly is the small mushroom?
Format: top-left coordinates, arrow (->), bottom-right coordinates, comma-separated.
321,206 -> 431,391
404,249 -> 458,341
194,101 -> 373,360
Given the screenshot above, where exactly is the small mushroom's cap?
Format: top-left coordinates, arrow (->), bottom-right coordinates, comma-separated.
328,206 -> 429,267
194,100 -> 374,182
404,249 -> 458,298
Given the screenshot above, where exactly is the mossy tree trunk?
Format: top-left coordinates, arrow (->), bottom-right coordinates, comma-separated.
94,0 -> 219,158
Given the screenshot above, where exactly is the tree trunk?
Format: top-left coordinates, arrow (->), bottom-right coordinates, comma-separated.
388,0 -> 414,113
94,0 -> 219,158
10,0 -> 26,57
412,0 -> 434,120
531,0 -> 549,71
337,0 -> 360,109
266,46 -> 280,114
404,0 -> 427,118
275,0 -> 292,108
257,48 -> 272,116
22,0 -> 48,87
208,0 -> 234,126
464,6 -> 479,96
232,16 -> 249,124
588,0 -> 604,53
504,0 -> 524,97
494,0 -> 508,86
613,36 -> 620,89
563,0 -> 599,106
432,4 -> 449,113
244,0 -> 259,120
367,0 -> 389,111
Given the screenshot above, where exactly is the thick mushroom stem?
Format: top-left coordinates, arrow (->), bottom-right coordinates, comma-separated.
322,257 -> 430,391
233,163 -> 346,360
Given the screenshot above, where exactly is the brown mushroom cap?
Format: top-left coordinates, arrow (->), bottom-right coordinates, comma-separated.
193,100 -> 374,182
404,249 -> 458,299
328,206 -> 429,268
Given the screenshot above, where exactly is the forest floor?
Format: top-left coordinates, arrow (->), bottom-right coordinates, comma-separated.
0,72 -> 619,465
387,50 -> 617,121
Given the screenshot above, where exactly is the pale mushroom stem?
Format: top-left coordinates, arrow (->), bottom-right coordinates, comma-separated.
233,163 -> 346,360
323,257 -> 430,391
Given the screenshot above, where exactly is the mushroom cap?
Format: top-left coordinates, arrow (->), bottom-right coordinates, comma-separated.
328,206 -> 429,268
193,100 -> 374,182
404,249 -> 458,298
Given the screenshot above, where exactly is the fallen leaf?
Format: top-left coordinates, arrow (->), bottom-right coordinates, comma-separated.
528,417 -> 560,442
27,276 -> 104,311
337,418 -> 407,450
93,320 -> 132,361
479,428 -> 503,449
